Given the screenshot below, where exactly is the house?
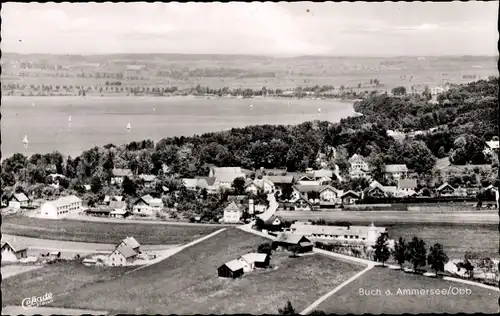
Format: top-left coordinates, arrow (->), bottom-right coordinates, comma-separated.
108,245 -> 137,266
364,185 -> 388,199
349,154 -> 370,179
161,164 -> 171,174
209,167 -> 247,186
436,182 -> 456,197
340,191 -> 361,205
138,174 -> 157,187
40,195 -> 82,219
182,178 -> 199,191
103,195 -> 123,205
116,236 -> 140,253
397,178 -> 418,196
291,185 -> 340,204
195,177 -> 217,193
83,185 -> 92,191
483,140 -> 499,155
289,222 -> 387,246
291,196 -> 313,211
223,201 -> 244,223
252,178 -> 275,194
109,201 -> 128,218
217,259 -> 245,278
384,164 -> 409,180
275,233 -> 313,253
1,240 -> 28,262
263,175 -> 294,194
8,193 -> 30,209
111,168 -> 133,185
132,195 -> 163,216
238,253 -> 270,272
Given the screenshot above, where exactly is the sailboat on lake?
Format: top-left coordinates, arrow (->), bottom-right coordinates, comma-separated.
127,122 -> 131,131
22,135 -> 29,149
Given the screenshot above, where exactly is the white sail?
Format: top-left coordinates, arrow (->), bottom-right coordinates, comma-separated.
22,135 -> 29,144
32,103 -> 35,107
68,116 -> 72,122
318,108 -> 322,113
127,123 -> 131,130
250,104 -> 253,109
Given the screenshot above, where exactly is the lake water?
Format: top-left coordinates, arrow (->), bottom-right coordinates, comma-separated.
1,96 -> 354,158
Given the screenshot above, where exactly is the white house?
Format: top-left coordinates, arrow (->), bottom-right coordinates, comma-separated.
132,195 -> 163,217
384,164 -> 409,181
138,174 -> 157,188
116,236 -> 140,253
1,240 -> 28,262
40,195 -> 82,219
348,154 -> 370,179
108,245 -> 137,266
109,201 -> 128,218
8,193 -> 30,209
111,168 -> 133,185
484,140 -> 499,155
223,201 -> 244,223
237,253 -> 270,272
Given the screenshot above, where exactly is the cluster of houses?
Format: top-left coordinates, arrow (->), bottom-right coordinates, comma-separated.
85,194 -> 164,218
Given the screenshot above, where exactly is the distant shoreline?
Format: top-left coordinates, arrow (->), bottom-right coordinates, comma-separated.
1,94 -> 360,103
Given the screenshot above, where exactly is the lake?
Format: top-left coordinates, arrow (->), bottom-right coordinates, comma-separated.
1,96 -> 355,158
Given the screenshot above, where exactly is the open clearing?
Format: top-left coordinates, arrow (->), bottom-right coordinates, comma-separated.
2,215 -> 221,245
50,228 -> 363,314
1,265 -> 42,280
315,266 -> 499,314
276,210 -> 497,225
1,261 -> 133,308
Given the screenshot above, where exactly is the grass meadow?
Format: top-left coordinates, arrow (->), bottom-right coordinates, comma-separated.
49,228 -> 363,314
316,266 -> 499,314
2,215 -> 221,245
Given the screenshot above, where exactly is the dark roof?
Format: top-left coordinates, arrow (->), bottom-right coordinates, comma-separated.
276,233 -> 310,245
114,246 -> 137,259
224,201 -> 244,212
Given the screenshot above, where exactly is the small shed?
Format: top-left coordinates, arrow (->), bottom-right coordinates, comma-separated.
239,253 -> 270,271
217,259 -> 244,279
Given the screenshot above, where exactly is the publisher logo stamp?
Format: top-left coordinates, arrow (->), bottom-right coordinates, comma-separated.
22,292 -> 54,309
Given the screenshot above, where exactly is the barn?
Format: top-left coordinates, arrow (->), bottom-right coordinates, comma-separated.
275,233 -> 313,253
238,253 -> 270,272
217,259 -> 244,278
1,240 -> 28,262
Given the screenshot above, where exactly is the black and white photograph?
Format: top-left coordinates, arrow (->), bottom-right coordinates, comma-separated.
1,1 -> 499,315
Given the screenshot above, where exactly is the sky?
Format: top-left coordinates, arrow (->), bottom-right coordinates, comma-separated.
1,2 -> 498,56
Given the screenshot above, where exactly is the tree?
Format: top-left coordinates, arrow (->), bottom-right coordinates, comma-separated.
393,237 -> 407,269
406,237 -> 427,273
122,176 -> 136,196
90,175 -> 102,194
478,257 -> 494,283
280,185 -> 293,201
427,243 -> 449,277
232,177 -> 246,195
257,243 -> 273,256
278,301 -> 296,315
373,233 -> 391,266
391,86 -> 406,96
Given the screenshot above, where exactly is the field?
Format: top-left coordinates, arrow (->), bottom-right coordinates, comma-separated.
2,96 -> 354,158
2,215 -> 221,245
49,228 -> 363,314
316,267 -> 499,314
1,261 -> 133,307
1,265 -> 42,280
276,209 -> 498,225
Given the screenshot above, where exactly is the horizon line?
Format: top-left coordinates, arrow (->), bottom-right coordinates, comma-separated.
2,52 -> 498,58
